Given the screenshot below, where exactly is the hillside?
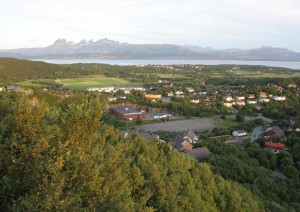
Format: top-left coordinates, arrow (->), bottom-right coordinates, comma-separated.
0,91 -> 264,211
1,39 -> 300,61
0,58 -> 81,80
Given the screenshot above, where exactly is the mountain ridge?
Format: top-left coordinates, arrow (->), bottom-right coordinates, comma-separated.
1,38 -> 300,61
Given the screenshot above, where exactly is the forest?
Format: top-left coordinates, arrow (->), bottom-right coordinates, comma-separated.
0,91 -> 264,211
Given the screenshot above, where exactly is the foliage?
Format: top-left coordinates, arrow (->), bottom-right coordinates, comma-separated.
205,142 -> 300,211
0,91 -> 264,211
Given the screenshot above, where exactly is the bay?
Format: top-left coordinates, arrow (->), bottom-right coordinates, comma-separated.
31,59 -> 300,69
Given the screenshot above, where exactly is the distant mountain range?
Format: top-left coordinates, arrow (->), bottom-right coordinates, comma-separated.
1,38 -> 300,61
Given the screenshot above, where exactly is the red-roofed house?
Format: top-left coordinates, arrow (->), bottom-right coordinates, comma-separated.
267,131 -> 276,137
265,141 -> 285,150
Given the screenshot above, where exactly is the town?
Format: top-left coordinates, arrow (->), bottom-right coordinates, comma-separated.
1,60 -> 300,210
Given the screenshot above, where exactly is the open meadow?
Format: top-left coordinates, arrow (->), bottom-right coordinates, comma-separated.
55,74 -> 141,89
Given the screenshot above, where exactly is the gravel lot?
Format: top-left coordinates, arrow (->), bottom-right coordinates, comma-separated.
135,118 -> 218,132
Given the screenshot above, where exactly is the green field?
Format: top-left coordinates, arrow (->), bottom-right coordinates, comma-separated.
210,69 -> 297,78
219,119 -> 240,127
55,74 -> 141,90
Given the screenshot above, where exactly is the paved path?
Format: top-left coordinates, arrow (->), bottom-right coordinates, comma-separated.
251,126 -> 262,142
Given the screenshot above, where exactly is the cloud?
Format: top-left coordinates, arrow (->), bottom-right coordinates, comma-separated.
0,0 -> 299,50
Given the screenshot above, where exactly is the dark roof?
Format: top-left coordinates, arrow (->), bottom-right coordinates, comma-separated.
112,107 -> 143,115
268,120 -> 279,127
185,147 -> 211,161
6,85 -> 21,90
183,129 -> 196,140
171,135 -> 185,151
139,131 -> 159,141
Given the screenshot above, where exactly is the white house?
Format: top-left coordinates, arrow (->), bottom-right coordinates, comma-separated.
224,102 -> 235,107
167,92 -> 174,97
175,91 -> 184,95
87,87 -> 115,92
235,100 -> 245,106
236,96 -> 245,100
258,98 -> 270,103
190,99 -> 200,104
259,92 -> 267,98
273,96 -> 286,101
186,87 -> 195,93
247,100 -> 257,104
246,94 -> 255,99
224,96 -> 233,102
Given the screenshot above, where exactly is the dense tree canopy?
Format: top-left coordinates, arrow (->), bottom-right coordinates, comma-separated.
0,91 -> 264,211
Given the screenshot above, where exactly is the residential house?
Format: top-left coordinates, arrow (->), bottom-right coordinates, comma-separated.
236,96 -> 245,100
277,86 -> 283,92
87,86 -> 115,92
171,135 -> 193,152
183,129 -> 199,144
111,107 -> 148,121
224,102 -> 235,107
6,86 -> 22,92
264,126 -> 285,138
167,92 -> 174,97
258,98 -> 270,103
190,98 -> 200,104
247,100 -> 257,104
108,97 -> 117,102
199,91 -> 208,95
272,96 -> 286,101
145,94 -> 161,102
224,95 -> 233,102
265,141 -> 285,153
204,96 -> 211,105
175,91 -> 184,95
288,83 -> 297,88
259,92 -> 267,98
235,100 -> 245,106
186,87 -> 195,93
246,94 -> 255,99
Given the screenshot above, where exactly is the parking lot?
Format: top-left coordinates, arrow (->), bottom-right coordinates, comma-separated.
135,118 -> 218,132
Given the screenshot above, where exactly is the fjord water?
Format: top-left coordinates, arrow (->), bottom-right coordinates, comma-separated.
32,59 -> 300,69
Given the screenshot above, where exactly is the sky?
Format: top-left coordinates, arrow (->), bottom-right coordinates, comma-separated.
1,0 -> 300,51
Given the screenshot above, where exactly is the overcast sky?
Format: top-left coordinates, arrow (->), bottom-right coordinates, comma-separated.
1,0 -> 300,51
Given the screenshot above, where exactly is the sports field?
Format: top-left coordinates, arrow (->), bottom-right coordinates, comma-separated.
55,74 -> 141,90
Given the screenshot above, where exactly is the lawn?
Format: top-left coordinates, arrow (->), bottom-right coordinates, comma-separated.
219,119 -> 240,127
55,74 -> 142,90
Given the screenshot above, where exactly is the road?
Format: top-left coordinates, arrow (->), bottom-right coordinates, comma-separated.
245,114 -> 273,123
251,126 -> 262,142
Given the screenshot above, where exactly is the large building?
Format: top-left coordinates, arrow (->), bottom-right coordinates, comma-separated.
111,107 -> 148,121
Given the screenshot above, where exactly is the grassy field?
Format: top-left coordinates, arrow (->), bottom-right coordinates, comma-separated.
219,119 -> 240,127
210,69 -> 297,78
55,74 -> 141,90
